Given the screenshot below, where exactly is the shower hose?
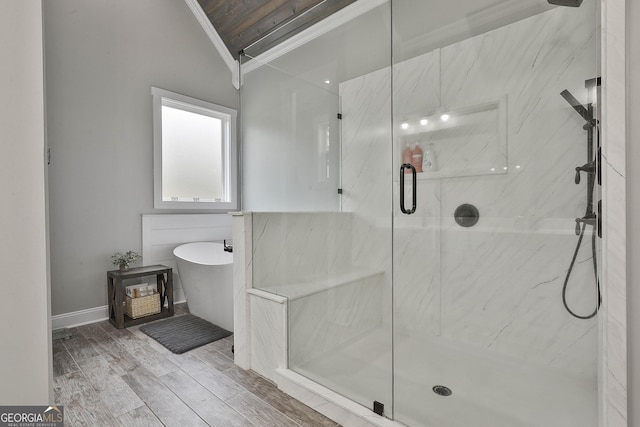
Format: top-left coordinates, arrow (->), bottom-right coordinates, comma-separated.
562,221 -> 601,319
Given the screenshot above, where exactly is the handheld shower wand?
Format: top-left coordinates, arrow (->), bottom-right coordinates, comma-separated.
560,81 -> 601,320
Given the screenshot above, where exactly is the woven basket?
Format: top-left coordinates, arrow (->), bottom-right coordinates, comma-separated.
125,292 -> 161,319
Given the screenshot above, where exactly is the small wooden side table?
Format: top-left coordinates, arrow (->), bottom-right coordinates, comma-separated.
107,264 -> 174,329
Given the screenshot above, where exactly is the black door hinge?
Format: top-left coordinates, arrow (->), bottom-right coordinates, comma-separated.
47,148 -> 51,165
598,200 -> 602,238
337,113 -> 342,120
373,401 -> 384,416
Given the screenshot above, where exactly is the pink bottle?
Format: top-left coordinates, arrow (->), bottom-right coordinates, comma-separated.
411,144 -> 423,172
402,144 -> 413,173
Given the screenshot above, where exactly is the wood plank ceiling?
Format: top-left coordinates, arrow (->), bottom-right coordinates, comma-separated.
197,0 -> 357,58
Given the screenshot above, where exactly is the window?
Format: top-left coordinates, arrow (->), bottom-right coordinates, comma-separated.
152,87 -> 237,210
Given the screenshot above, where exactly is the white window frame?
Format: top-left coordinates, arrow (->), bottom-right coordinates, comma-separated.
152,87 -> 238,210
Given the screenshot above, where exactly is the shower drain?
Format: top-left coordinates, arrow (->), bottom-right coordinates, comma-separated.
432,385 -> 452,397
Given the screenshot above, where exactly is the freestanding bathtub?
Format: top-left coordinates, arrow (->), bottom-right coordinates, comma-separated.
173,242 -> 234,331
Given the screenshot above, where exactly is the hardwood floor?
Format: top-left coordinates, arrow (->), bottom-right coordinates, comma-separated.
53,303 -> 339,427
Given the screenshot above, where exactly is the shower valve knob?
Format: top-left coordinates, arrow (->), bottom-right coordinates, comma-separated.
575,162 -> 595,184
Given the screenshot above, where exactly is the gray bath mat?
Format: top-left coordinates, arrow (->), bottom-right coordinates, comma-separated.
139,314 -> 232,354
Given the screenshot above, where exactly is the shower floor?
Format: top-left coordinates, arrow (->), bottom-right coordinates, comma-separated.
291,327 -> 597,427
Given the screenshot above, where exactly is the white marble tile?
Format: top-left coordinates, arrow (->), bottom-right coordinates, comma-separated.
392,180 -> 442,337
252,212 -> 354,293
339,67 -> 394,324
249,293 -> 287,382
232,212 -> 252,369
601,0 -> 627,425
340,3 -> 601,380
393,50 -> 440,119
435,3 -> 598,377
436,6 -> 596,218
439,229 -> 598,377
288,273 -> 385,368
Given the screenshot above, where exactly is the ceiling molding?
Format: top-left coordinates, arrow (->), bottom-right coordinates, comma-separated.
241,0 -> 388,75
184,0 -> 239,87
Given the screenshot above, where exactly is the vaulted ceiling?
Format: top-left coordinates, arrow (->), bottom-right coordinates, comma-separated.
196,0 -> 357,59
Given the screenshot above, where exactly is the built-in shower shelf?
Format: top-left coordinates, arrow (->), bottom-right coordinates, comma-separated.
397,96 -> 508,180
414,167 -> 508,180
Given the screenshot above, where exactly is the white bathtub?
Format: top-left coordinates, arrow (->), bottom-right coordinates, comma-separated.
173,242 -> 234,331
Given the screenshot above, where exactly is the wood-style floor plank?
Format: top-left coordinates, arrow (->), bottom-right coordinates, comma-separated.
62,333 -> 100,362
76,322 -> 140,375
205,335 -> 235,360
224,366 -> 338,426
52,339 -> 80,377
122,365 -> 208,427
113,328 -> 179,377
53,303 -> 338,427
159,370 -> 255,427
192,344 -> 235,372
174,353 -> 245,401
116,405 -> 164,427
77,355 -> 144,417
86,336 -> 139,376
53,371 -> 120,427
226,391 -> 301,427
76,322 -> 114,342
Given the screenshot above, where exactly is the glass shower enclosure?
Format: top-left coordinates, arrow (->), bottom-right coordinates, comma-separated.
240,1 -> 600,426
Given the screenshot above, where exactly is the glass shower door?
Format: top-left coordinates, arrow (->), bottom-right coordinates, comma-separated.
391,1 -> 600,426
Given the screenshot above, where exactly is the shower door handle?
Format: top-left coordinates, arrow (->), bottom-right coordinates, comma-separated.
400,163 -> 417,215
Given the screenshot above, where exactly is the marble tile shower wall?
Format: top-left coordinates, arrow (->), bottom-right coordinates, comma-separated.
288,273 -> 385,368
251,212 -> 355,294
341,4 -> 598,378
339,67 -> 394,323
251,212 -> 387,369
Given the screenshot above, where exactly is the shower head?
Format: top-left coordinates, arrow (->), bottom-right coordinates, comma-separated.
560,89 -> 591,122
548,0 -> 583,6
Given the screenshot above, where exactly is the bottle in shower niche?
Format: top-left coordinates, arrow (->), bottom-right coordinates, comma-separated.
423,143 -> 437,172
411,144 -> 423,172
402,143 -> 413,173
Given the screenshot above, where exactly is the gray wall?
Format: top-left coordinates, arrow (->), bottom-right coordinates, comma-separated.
0,1 -> 52,403
627,0 -> 639,424
44,0 -> 238,315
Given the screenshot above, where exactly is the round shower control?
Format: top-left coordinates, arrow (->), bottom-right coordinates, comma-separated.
454,204 -> 480,227
433,385 -> 453,396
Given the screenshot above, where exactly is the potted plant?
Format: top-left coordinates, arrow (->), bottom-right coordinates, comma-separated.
111,250 -> 141,272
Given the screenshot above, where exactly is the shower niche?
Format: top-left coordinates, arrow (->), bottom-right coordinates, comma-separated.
397,97 -> 507,179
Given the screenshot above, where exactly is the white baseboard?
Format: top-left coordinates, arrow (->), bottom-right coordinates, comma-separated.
175,288 -> 186,303
51,298 -> 188,330
51,305 -> 109,330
